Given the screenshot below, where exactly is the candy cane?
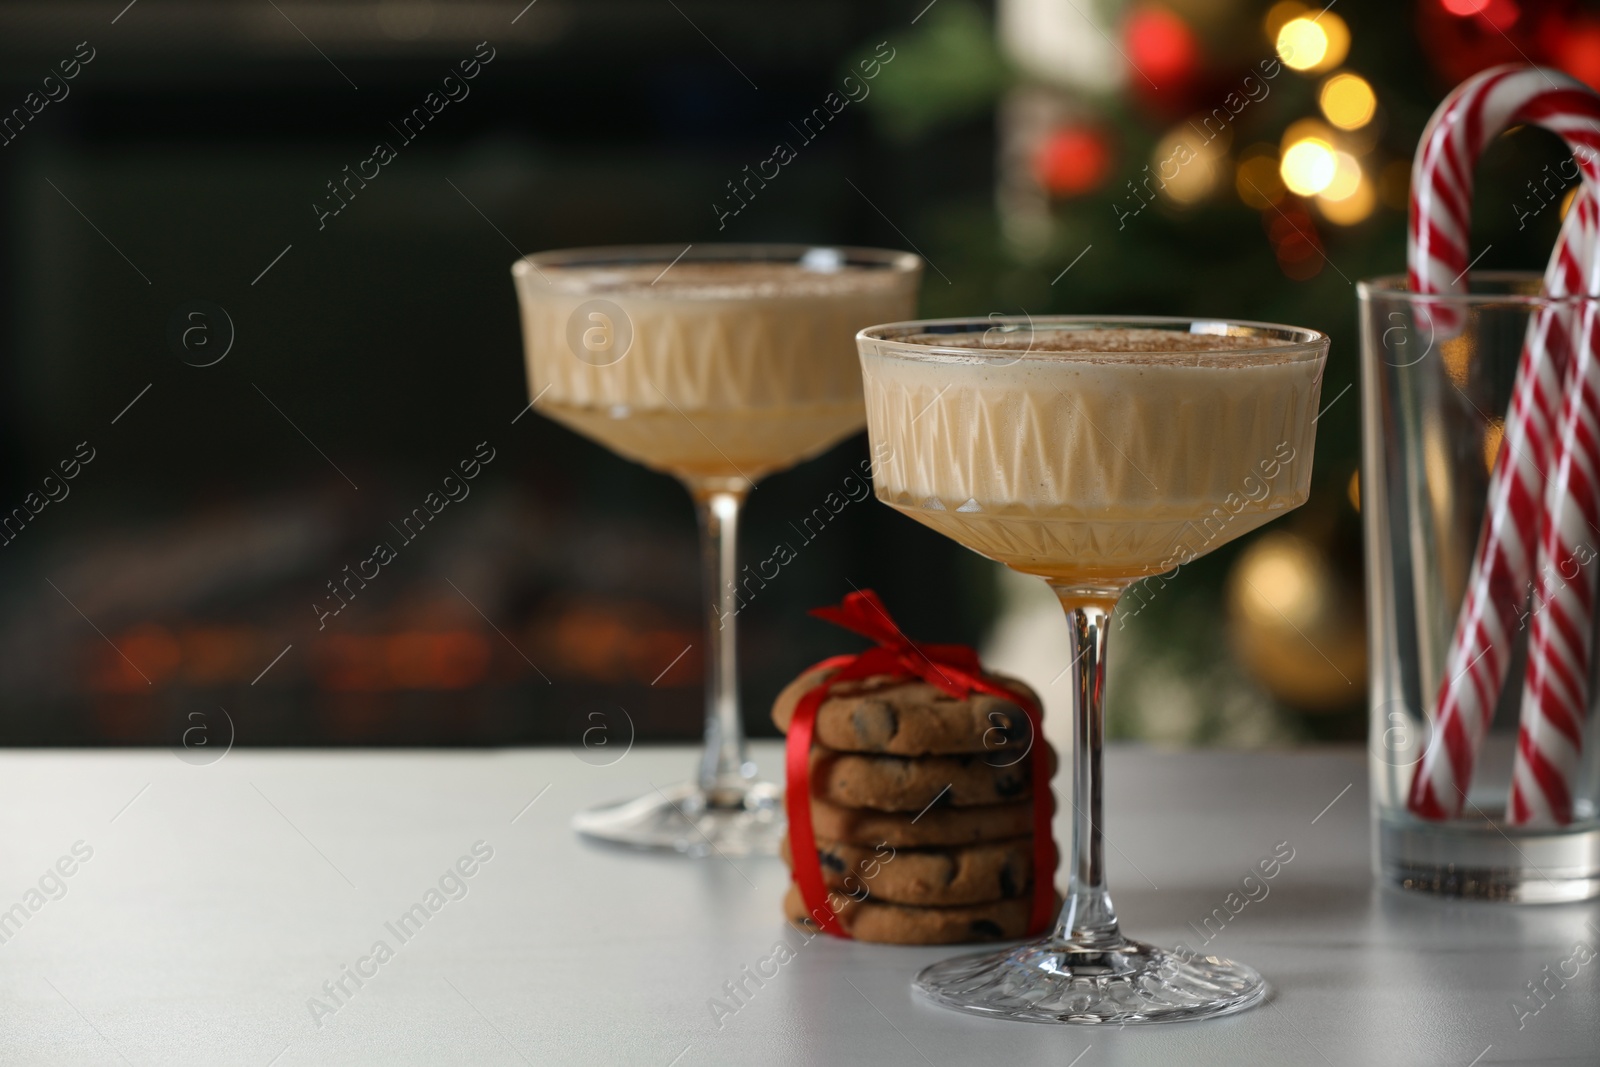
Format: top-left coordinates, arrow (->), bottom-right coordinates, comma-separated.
1511,192 -> 1600,826
1406,66 -> 1600,821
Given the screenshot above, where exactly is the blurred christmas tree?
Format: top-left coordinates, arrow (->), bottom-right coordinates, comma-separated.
858,0 -> 1600,742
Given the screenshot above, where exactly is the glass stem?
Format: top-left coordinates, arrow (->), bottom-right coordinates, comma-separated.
1050,586 -> 1124,950
690,479 -> 753,804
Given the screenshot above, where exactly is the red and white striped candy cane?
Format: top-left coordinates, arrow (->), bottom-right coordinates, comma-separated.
1406,65 -> 1600,821
1512,191 -> 1600,826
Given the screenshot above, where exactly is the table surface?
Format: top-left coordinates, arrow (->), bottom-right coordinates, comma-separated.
0,743 -> 1595,1067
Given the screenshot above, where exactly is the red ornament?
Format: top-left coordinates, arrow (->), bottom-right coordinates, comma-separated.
1033,126 -> 1112,197
1123,6 -> 1199,89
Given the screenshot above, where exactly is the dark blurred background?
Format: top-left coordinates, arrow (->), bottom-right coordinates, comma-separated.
0,0 -> 1593,749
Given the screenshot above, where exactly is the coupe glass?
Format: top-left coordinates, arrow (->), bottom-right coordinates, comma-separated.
513,245 -> 921,856
857,316 -> 1328,1023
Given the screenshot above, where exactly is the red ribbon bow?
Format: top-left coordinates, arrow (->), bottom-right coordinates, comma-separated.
784,590 -> 1057,938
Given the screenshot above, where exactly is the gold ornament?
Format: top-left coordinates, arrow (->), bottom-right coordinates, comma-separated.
1226,529 -> 1365,710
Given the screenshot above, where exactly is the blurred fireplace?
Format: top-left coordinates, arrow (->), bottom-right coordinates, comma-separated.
0,0 -> 995,746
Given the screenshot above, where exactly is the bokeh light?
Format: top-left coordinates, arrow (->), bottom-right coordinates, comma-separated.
1318,177 -> 1375,225
1033,126 -> 1112,197
1232,534 -> 1323,630
1321,151 -> 1363,201
1320,73 -> 1376,130
1552,19 -> 1600,91
1277,13 -> 1348,73
1236,147 -> 1286,209
1281,138 -> 1337,196
1152,129 -> 1215,204
1264,0 -> 1309,40
1125,6 -> 1200,87
1276,18 -> 1325,69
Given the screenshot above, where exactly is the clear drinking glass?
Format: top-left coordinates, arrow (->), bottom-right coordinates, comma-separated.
513,245 -> 921,856
1360,273 -> 1600,901
857,316 -> 1328,1023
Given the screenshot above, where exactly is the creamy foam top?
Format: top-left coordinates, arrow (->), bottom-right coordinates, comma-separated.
516,255 -> 919,414
882,327 -> 1305,361
527,259 -> 913,300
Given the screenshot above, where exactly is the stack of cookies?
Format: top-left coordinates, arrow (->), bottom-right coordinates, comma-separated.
773,664 -> 1056,945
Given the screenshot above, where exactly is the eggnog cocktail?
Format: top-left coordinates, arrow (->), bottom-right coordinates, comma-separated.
862,326 -> 1323,586
512,246 -> 921,857
518,256 -> 919,481
857,317 -> 1327,1025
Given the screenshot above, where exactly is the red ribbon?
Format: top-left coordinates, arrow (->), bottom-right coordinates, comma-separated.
784,589 -> 1057,938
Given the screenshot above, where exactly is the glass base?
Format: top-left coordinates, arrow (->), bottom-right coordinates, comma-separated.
571,779 -> 784,857
1378,809 -> 1600,902
913,936 -> 1267,1025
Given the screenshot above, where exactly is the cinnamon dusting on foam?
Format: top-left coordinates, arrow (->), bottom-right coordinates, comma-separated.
889,327 -> 1303,357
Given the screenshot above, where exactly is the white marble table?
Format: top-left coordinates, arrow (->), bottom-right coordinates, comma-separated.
0,743 -> 1593,1066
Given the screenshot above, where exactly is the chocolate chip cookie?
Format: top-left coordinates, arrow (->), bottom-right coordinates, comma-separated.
772,666 -> 1038,757
808,743 -> 1054,811
808,796 -> 1041,848
782,836 -> 1039,906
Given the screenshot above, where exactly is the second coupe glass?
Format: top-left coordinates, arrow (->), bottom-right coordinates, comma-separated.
513,244 -> 921,856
